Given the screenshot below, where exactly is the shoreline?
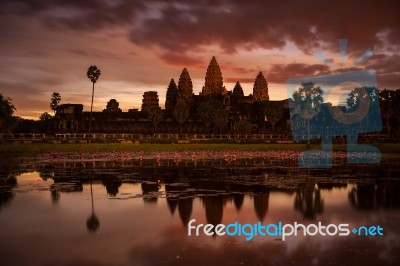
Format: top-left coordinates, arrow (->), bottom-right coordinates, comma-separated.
1,143 -> 399,160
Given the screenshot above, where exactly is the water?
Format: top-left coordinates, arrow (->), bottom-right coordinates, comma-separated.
0,158 -> 399,265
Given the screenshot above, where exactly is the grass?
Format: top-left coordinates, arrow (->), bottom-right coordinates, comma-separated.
0,142 -> 399,157
0,143 -> 305,156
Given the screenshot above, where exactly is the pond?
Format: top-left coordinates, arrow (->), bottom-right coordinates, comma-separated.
0,157 -> 399,265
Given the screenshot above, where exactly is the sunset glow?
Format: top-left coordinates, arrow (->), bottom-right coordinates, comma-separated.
0,0 -> 399,119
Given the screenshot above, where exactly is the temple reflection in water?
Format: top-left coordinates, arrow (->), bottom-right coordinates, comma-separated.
1,157 -> 400,266
1,157 -> 400,229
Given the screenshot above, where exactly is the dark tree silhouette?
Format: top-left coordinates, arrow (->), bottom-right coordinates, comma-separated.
347,87 -> 378,111
40,112 -> 52,121
87,179 -> 100,232
87,213 -> 100,232
87,65 -> 101,134
50,92 -> 61,115
0,94 -> 17,133
212,108 -> 229,134
197,100 -> 222,132
102,178 -> 122,197
379,89 -> 400,139
345,87 -> 381,138
147,106 -> 163,133
348,184 -> 377,210
0,175 -> 16,211
235,120 -> 251,134
50,92 -> 61,131
251,101 -> 266,132
294,183 -> 324,220
292,82 -> 323,148
141,181 -> 160,204
40,112 -> 52,131
51,189 -> 60,204
173,103 -> 189,133
348,182 -> 400,210
264,101 -> 283,130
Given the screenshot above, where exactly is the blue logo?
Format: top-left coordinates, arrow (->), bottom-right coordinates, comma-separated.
286,40 -> 382,168
187,219 -> 384,241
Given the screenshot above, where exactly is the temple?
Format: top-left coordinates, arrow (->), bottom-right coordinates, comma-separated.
201,56 -> 227,96
55,56 -> 289,134
177,68 -> 193,105
253,71 -> 269,101
165,79 -> 178,113
141,91 -> 159,113
104,99 -> 121,113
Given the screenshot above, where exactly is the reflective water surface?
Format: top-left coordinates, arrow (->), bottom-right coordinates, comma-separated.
0,158 -> 400,265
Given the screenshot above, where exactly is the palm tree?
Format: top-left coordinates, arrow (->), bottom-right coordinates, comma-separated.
292,82 -> 323,148
87,65 -> 101,134
50,92 -> 61,131
50,92 -> 61,115
86,179 -> 100,233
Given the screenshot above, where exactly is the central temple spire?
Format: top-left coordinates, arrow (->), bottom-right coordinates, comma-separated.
201,56 -> 227,96
253,71 -> 269,101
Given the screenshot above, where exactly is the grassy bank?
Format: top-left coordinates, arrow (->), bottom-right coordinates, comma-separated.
1,142 -> 399,157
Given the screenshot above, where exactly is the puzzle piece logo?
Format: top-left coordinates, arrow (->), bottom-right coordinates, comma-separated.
287,40 -> 382,168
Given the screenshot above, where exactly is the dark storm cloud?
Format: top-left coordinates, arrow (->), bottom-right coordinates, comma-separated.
267,63 -> 330,83
129,1 -> 289,54
66,48 -> 123,60
20,0 -> 396,84
266,57 -> 400,88
128,0 -> 400,56
0,0 -> 146,30
4,0 -> 399,55
365,54 -> 400,88
367,54 -> 400,75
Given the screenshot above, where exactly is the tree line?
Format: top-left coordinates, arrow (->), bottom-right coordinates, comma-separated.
1,81 -> 400,138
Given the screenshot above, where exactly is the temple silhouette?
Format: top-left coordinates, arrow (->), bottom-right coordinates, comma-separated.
55,56 -> 289,134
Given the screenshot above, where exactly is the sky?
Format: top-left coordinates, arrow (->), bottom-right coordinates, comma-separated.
0,0 -> 399,119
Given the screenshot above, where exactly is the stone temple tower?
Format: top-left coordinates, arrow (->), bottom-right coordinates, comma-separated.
202,56 -> 227,96
232,81 -> 244,97
253,71 -> 269,101
141,91 -> 159,112
165,78 -> 178,112
177,68 -> 193,105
